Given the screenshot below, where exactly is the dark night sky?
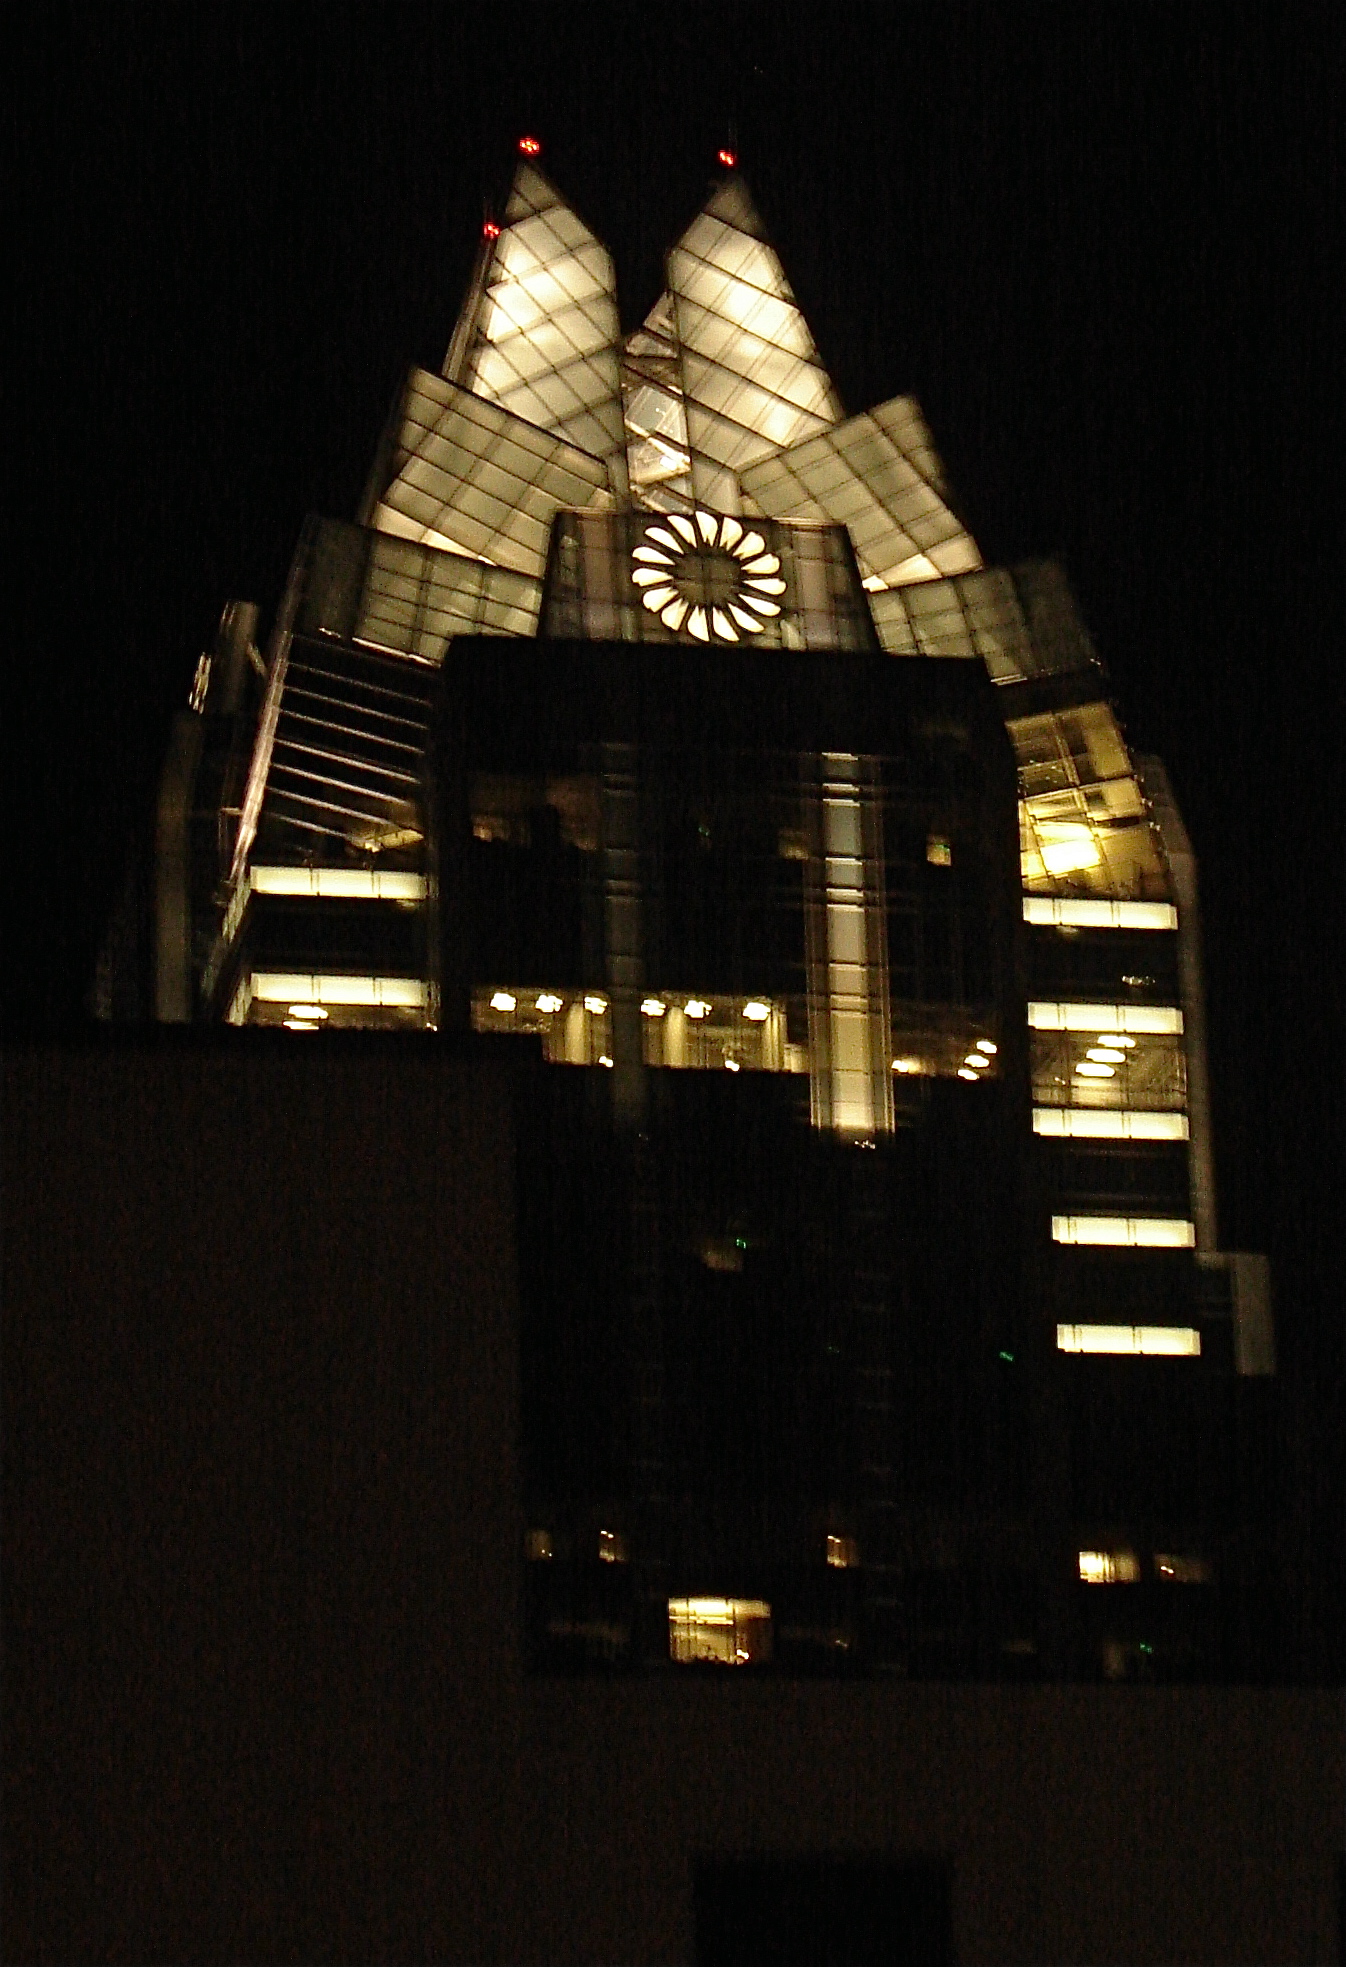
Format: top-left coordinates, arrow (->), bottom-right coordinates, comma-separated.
10,7 -> 1343,1591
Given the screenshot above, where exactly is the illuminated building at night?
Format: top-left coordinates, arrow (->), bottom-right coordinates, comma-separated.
127,146 -> 1276,1687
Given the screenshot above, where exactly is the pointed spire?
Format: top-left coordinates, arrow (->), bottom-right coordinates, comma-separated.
666,174 -> 842,512
442,159 -> 628,498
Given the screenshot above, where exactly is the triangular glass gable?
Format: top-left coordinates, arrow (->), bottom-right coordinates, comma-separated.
666,177 -> 843,513
444,162 -> 628,499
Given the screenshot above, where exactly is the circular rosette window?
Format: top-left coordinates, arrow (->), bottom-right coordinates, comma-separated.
630,511 -> 787,642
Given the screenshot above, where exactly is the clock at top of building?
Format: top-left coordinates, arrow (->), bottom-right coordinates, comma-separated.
631,510 -> 787,643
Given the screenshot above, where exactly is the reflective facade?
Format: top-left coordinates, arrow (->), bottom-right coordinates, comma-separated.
128,151 -> 1276,1682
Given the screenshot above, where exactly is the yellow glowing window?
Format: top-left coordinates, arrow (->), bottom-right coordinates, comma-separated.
251,973 -> 428,1009
1033,1111 -> 1189,1140
250,866 -> 426,902
1057,1325 -> 1201,1356
1023,897 -> 1178,931
1029,1002 -> 1183,1034
825,1534 -> 858,1569
1051,1216 -> 1195,1248
668,1597 -> 772,1665
1079,1550 -> 1140,1584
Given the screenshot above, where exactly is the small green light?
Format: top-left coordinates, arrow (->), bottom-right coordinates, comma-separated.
998,1349 -> 1015,1363
735,1237 -> 747,1249
1138,1642 -> 1153,1655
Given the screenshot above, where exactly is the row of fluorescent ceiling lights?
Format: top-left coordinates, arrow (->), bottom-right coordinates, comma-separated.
488,990 -> 774,1022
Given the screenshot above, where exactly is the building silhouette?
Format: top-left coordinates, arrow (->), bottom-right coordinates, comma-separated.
118,146 -> 1281,1688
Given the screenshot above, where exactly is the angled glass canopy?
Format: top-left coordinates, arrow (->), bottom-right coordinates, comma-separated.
742,396 -> 982,588
371,368 -> 610,584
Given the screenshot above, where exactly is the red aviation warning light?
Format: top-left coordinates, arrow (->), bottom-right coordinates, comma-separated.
518,135 -> 541,156
718,148 -> 737,168
482,221 -> 501,240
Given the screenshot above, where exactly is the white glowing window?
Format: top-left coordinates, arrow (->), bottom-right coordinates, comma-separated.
684,999 -> 711,1019
1023,898 -> 1178,930
1029,1002 -> 1183,1034
1052,1217 -> 1195,1248
535,993 -> 564,1014
742,1000 -> 771,1022
668,1597 -> 772,1666
1057,1325 -> 1201,1356
1033,1110 -> 1189,1140
583,994 -> 608,1014
490,990 -> 518,1012
641,997 -> 667,1017
1079,1550 -> 1140,1584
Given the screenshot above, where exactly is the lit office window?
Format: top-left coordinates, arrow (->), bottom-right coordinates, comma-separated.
668,1597 -> 772,1666
1022,897 -> 1177,931
825,1534 -> 859,1569
1078,1550 -> 1140,1584
250,866 -> 427,901
1056,1325 -> 1201,1356
1028,1002 -> 1183,1034
1051,1217 -> 1195,1249
1033,1110 -> 1188,1139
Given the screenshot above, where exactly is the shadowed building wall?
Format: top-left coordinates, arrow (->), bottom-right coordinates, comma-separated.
5,1038 -> 1339,1965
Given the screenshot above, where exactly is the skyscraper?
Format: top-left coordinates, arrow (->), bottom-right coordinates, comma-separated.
129,142 -> 1274,1683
